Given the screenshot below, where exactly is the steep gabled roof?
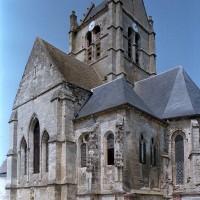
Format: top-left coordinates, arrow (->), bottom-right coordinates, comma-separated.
13,38 -> 103,108
77,66 -> 200,121
135,66 -> 200,119
77,78 -> 156,119
39,38 -> 103,90
82,0 -> 108,23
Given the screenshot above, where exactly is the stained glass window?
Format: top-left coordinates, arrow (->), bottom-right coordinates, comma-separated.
107,133 -> 114,165
175,135 -> 184,185
81,143 -> 87,167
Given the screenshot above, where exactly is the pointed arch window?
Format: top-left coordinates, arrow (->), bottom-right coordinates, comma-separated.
175,135 -> 184,185
21,138 -> 28,175
34,121 -> 40,174
81,143 -> 87,167
128,27 -> 133,59
86,31 -> 92,61
151,138 -> 157,166
94,25 -> 101,59
107,133 -> 114,165
42,131 -> 49,173
135,32 -> 140,64
139,135 -> 146,164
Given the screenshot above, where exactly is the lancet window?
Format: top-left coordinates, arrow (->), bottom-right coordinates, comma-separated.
151,138 -> 157,166
135,32 -> 140,64
34,121 -> 40,173
139,134 -> 146,164
21,137 -> 28,175
175,134 -> 184,185
128,27 -> 133,59
94,25 -> 101,59
42,131 -> 49,172
86,31 -> 92,61
107,133 -> 114,165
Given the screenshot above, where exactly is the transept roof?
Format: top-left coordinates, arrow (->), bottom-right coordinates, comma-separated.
77,67 -> 200,120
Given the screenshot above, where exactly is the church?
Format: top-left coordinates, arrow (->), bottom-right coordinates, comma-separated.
6,0 -> 200,199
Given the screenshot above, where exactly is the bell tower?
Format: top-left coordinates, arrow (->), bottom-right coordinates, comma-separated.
69,0 -> 156,84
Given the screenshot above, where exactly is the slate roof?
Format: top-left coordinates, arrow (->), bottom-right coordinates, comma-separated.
84,0 -> 107,22
38,38 -> 103,90
77,78 -> 156,119
134,66 -> 200,119
0,160 -> 7,175
77,66 -> 200,120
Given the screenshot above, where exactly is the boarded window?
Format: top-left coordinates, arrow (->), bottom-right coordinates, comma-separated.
175,135 -> 184,185
94,25 -> 101,59
135,32 -> 140,64
34,121 -> 40,174
128,27 -> 133,59
107,133 -> 114,165
96,43 -> 101,59
88,47 -> 92,61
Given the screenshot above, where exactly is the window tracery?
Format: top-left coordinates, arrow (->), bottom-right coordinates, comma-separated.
175,134 -> 184,185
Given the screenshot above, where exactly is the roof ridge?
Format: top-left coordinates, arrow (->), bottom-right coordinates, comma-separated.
121,78 -> 157,117
162,67 -> 193,118
80,3 -> 95,25
161,67 -> 180,118
136,66 -> 183,84
92,77 -> 124,91
183,70 -> 200,114
33,38 -> 103,90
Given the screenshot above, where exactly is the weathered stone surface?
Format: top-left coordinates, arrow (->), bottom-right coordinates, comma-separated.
6,0 -> 200,199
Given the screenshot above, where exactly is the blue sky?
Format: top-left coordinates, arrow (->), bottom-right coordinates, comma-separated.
1,0 -> 200,165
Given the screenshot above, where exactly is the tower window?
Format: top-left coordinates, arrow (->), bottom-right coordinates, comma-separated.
107,133 -> 114,165
86,32 -> 92,61
135,33 -> 140,64
94,25 -> 101,59
128,27 -> 133,59
139,135 -> 146,164
88,47 -> 92,61
34,121 -> 40,174
96,43 -> 101,59
86,31 -> 92,46
93,26 -> 100,39
175,135 -> 184,185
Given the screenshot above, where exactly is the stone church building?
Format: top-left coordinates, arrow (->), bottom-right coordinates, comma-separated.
6,0 -> 200,199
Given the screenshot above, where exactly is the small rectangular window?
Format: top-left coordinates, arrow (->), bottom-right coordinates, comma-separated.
88,47 -> 92,61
